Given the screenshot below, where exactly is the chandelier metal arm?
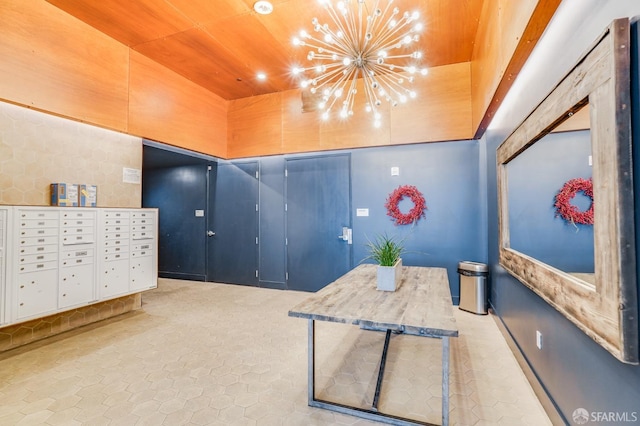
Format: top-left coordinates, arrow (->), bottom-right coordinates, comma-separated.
369,16 -> 417,53
301,65 -> 347,92
323,3 -> 359,52
342,72 -> 361,114
373,70 -> 409,100
321,66 -> 359,115
347,1 -> 363,52
303,39 -> 347,58
364,0 -> 400,53
361,71 -> 383,116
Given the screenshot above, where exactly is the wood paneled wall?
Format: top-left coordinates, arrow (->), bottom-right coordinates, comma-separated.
128,52 -> 227,157
471,0 -> 562,137
0,0 -> 557,160
227,62 -> 472,158
0,0 -> 227,158
0,0 -> 130,132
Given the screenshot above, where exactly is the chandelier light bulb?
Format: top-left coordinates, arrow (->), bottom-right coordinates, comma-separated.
293,0 -> 428,127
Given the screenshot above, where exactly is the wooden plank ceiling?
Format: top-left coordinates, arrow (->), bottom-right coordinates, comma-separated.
45,0 -> 484,101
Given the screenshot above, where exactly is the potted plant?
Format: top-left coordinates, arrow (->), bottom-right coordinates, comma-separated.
366,233 -> 404,291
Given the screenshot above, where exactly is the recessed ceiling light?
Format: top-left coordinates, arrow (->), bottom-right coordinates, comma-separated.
253,1 -> 273,15
257,72 -> 267,81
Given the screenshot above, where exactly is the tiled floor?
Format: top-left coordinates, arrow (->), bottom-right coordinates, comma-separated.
0,278 -> 551,425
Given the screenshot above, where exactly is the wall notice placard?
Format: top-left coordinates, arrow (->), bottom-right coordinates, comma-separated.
123,168 -> 141,184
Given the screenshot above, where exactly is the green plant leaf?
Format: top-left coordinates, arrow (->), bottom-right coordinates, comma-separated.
365,233 -> 405,266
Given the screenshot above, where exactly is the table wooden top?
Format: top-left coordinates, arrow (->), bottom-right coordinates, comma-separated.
288,264 -> 458,338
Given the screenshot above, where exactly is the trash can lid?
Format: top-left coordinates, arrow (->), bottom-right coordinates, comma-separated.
458,261 -> 488,273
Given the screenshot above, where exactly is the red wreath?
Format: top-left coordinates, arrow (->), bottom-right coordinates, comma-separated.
554,177 -> 594,225
385,185 -> 427,225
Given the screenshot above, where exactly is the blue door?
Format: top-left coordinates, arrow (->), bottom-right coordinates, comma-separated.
286,155 -> 352,292
143,159 -> 209,281
207,162 -> 259,286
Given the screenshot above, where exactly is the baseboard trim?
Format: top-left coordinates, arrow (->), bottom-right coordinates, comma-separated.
489,308 -> 566,426
158,272 -> 206,281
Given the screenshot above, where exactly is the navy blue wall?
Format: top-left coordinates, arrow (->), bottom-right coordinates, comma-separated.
248,141 -> 486,299
214,141 -> 485,299
351,141 -> 486,304
485,9 -> 640,424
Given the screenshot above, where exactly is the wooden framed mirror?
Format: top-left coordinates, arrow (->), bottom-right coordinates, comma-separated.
497,18 -> 638,364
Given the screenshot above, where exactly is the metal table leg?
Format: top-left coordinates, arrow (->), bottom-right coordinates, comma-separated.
372,329 -> 392,411
442,336 -> 450,426
308,319 -> 315,404
307,320 -> 450,426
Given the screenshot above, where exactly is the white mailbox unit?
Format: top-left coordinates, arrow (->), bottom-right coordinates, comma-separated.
14,208 -> 60,321
99,209 -> 132,299
59,209 -> 97,309
0,207 -> 10,325
1,206 -> 157,326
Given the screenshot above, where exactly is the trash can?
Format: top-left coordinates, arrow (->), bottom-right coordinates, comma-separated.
458,261 -> 489,315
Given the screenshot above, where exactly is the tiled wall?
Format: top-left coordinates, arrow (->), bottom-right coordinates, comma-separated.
0,294 -> 141,352
0,101 -> 145,352
0,101 -> 142,207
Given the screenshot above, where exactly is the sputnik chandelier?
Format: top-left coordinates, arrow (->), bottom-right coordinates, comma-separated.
292,0 -> 427,128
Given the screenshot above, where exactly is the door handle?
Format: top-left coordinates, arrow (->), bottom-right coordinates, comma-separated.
338,227 -> 352,245
207,231 -> 216,237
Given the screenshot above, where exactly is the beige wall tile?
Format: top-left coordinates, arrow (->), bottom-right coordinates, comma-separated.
0,101 -> 142,207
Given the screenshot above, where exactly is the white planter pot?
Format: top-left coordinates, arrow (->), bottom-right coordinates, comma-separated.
377,258 -> 402,291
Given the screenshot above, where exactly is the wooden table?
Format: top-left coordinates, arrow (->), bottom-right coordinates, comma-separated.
288,264 -> 459,426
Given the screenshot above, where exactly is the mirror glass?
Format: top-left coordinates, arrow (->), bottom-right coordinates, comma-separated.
506,104 -> 594,285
